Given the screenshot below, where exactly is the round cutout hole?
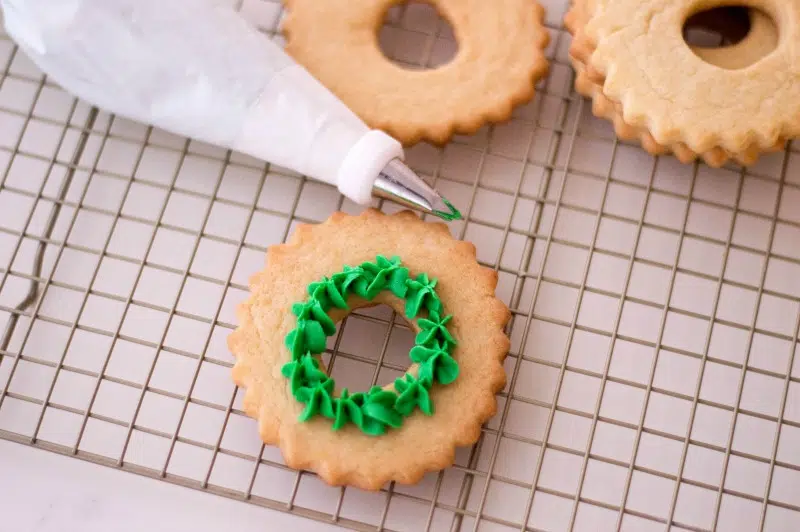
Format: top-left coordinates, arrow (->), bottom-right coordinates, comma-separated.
684,6 -> 752,47
329,304 -> 416,390
682,5 -> 779,68
378,2 -> 458,70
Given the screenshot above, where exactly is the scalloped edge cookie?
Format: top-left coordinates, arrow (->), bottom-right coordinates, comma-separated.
280,0 -> 550,146
228,209 -> 511,490
566,0 -> 788,167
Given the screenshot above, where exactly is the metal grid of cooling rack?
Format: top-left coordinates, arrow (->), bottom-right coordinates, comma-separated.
1,1 -> 800,531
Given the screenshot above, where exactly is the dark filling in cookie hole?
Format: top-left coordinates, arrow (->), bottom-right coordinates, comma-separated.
683,6 -> 752,47
378,1 -> 458,71
682,5 -> 779,69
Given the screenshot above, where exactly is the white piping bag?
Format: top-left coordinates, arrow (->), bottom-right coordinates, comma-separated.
0,0 -> 461,219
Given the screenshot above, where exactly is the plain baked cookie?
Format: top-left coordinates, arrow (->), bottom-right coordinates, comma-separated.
228,209 -> 510,490
280,0 -> 550,146
566,0 -> 790,167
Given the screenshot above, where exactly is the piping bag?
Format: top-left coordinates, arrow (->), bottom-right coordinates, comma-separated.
0,0 -> 461,220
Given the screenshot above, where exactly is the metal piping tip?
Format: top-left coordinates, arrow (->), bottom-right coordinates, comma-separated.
372,159 -> 462,221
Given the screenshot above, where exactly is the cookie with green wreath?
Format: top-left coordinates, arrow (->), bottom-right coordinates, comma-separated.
228,209 -> 510,490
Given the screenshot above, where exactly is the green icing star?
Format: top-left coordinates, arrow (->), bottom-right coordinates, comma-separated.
361,255 -> 410,299
334,265 -> 371,299
411,340 -> 459,386
416,311 -> 455,347
360,386 -> 403,434
394,373 -> 433,416
281,354 -> 328,395
284,319 -> 327,358
296,377 -> 335,421
292,300 -> 336,336
332,389 -> 365,430
404,273 -> 440,319
308,277 -> 348,311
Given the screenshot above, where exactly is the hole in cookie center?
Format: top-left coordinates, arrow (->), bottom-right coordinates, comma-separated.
378,2 -> 458,70
682,5 -> 779,68
327,304 -> 417,391
684,6 -> 752,47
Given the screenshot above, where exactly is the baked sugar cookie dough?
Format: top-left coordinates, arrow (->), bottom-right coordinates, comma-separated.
566,0 -> 791,167
281,0 -> 550,146
228,209 -> 510,490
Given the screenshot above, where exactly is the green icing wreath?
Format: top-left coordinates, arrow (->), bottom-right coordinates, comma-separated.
282,255 -> 458,436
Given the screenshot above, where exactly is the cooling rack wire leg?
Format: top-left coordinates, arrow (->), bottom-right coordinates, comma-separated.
0,106 -> 98,358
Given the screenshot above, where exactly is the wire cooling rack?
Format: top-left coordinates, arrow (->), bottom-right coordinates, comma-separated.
1,1 -> 800,531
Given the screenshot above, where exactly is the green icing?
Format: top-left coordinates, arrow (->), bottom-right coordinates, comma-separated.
394,373 -> 433,416
433,197 -> 463,222
282,255 -> 458,436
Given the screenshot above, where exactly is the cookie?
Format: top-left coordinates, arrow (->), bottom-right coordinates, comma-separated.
281,0 -> 550,146
228,209 -> 510,490
566,0 -> 789,167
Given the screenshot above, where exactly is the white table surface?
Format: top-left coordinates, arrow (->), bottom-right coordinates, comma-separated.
0,439 -> 344,532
